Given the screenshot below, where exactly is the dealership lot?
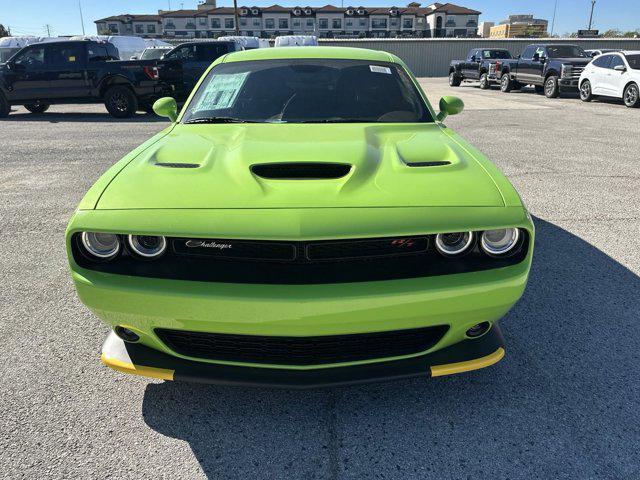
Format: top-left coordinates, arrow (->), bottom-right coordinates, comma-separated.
1,77 -> 638,479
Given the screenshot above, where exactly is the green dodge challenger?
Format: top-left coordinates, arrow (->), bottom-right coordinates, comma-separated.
66,47 -> 534,387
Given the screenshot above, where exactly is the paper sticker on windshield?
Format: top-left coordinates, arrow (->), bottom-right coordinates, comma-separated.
370,65 -> 392,74
193,72 -> 249,111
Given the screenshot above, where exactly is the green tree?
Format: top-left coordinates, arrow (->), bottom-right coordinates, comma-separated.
602,29 -> 622,38
0,24 -> 9,37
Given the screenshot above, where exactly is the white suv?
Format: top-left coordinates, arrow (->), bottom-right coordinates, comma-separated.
579,51 -> 640,108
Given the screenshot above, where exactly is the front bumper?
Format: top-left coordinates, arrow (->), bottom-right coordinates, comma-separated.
559,78 -> 580,89
101,324 -> 506,388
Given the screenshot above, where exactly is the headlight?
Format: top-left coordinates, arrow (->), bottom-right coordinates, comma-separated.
561,64 -> 572,78
481,228 -> 520,256
435,231 -> 474,256
80,232 -> 120,260
127,235 -> 167,258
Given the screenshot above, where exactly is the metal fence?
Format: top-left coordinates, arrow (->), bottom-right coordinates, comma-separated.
317,38 -> 640,77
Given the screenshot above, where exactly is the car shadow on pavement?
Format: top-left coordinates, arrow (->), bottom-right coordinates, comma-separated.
1,110 -> 166,123
141,217 -> 639,480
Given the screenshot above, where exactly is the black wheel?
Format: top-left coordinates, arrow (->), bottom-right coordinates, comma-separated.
500,74 -> 512,93
449,72 -> 461,87
479,73 -> 490,90
0,93 -> 10,118
104,86 -> 138,118
623,83 -> 640,108
580,80 -> 594,102
535,85 -> 545,95
24,103 -> 50,114
544,75 -> 560,98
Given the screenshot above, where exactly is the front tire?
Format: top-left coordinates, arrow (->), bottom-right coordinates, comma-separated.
623,82 -> 640,108
500,74 -> 512,93
580,80 -> 594,102
0,93 -> 10,118
104,86 -> 138,118
479,73 -> 490,90
449,72 -> 461,87
24,103 -> 50,114
544,75 -> 560,98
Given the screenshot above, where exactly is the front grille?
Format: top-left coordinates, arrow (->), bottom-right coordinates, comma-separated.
569,66 -> 585,78
155,326 -> 449,365
72,231 -> 530,284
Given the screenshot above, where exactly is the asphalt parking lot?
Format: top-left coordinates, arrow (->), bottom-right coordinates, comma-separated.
1,77 -> 638,479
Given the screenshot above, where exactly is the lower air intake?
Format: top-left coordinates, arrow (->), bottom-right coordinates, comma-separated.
156,326 -> 449,365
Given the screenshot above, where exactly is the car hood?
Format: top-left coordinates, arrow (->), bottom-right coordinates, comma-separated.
97,123 -> 506,209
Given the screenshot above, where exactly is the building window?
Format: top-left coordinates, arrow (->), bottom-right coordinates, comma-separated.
359,19 -> 366,27
199,17 -> 207,26
225,18 -> 234,29
211,18 -> 220,28
135,24 -> 143,33
390,18 -> 398,28
279,18 -> 288,29
403,18 -> 412,28
306,19 -> 314,28
186,21 -> 196,29
147,24 -> 156,33
332,18 -> 341,29
265,18 -> 275,29
293,19 -> 301,28
240,18 -> 247,26
346,19 -> 353,27
319,18 -> 328,29
108,23 -> 119,32
371,18 -> 387,29
253,19 -> 260,27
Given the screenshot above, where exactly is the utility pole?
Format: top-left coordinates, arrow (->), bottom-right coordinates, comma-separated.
588,0 -> 596,30
78,0 -> 85,35
45,24 -> 51,37
551,0 -> 559,36
233,0 -> 240,34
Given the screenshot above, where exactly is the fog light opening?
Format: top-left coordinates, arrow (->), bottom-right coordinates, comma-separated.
466,322 -> 491,338
115,326 -> 140,343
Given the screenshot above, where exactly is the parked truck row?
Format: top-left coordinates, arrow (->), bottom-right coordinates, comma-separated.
449,43 -> 640,108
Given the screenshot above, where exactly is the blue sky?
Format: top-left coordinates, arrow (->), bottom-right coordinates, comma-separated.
1,0 -> 639,37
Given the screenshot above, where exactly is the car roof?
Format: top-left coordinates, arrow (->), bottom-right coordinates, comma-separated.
223,46 -> 395,64
622,50 -> 640,55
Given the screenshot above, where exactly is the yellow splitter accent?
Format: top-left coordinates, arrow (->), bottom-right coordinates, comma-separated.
430,347 -> 505,377
100,353 -> 174,381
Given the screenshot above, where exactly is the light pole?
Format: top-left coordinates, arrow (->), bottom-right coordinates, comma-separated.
233,0 -> 240,34
588,0 -> 596,30
551,0 -> 559,36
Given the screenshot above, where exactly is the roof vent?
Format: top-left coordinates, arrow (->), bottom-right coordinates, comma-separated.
251,162 -> 352,179
155,162 -> 201,168
405,161 -> 451,167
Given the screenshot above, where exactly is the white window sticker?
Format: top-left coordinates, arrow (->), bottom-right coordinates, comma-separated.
370,65 -> 392,74
193,72 -> 249,111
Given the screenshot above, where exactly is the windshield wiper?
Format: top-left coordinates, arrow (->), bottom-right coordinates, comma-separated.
184,116 -> 260,124
298,118 -> 373,124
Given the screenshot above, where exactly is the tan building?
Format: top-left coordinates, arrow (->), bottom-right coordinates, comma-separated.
490,14 -> 548,38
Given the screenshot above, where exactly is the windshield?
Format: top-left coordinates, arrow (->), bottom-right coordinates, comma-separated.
0,48 -> 20,63
141,48 -> 169,60
546,45 -> 588,58
483,50 -> 511,59
182,59 -> 433,124
626,54 -> 640,70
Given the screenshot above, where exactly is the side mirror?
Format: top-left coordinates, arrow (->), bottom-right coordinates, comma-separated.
613,65 -> 627,72
130,55 -> 139,60
436,96 -> 464,122
532,53 -> 540,61
470,55 -> 476,62
153,97 -> 178,122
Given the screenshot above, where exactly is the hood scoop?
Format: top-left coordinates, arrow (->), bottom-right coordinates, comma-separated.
251,162 -> 352,180
405,161 -> 451,167
155,162 -> 201,169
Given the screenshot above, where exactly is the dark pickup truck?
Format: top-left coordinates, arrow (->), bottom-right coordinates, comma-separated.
449,48 -> 513,89
0,39 -> 171,118
496,44 -> 592,98
159,41 -> 242,102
